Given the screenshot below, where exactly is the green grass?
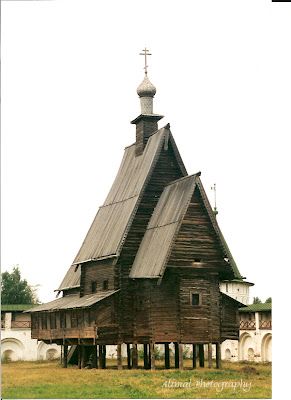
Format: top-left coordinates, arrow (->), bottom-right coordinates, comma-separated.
2,359 -> 271,399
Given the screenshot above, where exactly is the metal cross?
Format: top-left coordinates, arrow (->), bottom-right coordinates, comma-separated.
211,183 -> 218,216
139,47 -> 152,75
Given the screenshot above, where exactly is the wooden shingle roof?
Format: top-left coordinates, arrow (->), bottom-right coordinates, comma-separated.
57,126 -> 186,291
130,174 -> 242,280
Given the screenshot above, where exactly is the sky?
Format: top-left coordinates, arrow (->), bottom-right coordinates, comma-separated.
1,0 -> 291,308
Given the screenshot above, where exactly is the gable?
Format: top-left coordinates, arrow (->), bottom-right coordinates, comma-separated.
130,174 -> 242,281
57,126 -> 187,291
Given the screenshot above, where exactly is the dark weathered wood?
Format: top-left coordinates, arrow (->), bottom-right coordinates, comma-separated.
165,343 -> 170,369
143,344 -> 149,369
63,344 -> 68,368
132,343 -> 138,369
208,343 -> 213,368
199,344 -> 205,367
117,344 -> 122,370
78,345 -> 82,369
150,342 -> 155,370
127,344 -> 131,369
178,343 -> 184,370
192,344 -> 197,369
174,342 -> 179,369
216,343 -> 221,369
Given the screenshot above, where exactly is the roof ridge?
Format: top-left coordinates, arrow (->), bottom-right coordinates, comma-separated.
164,171 -> 201,188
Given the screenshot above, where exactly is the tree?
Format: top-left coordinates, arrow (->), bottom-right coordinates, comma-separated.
1,266 -> 39,304
253,296 -> 262,304
265,297 -> 272,303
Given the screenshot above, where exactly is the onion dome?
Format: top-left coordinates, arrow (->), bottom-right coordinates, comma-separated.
137,75 -> 156,98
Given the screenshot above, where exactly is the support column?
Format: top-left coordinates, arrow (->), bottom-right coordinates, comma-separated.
81,346 -> 87,368
78,345 -> 82,369
63,344 -> 68,368
178,343 -> 184,370
92,345 -> 98,369
165,343 -> 170,369
143,344 -> 149,369
192,344 -> 197,369
102,345 -> 106,369
216,343 -> 221,369
199,344 -> 205,367
148,343 -> 152,369
127,344 -> 131,369
132,343 -> 138,369
95,345 -> 99,369
208,343 -> 213,368
174,342 -> 179,369
150,342 -> 155,370
117,344 -> 122,370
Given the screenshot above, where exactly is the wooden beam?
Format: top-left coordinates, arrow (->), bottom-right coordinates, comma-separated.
143,344 -> 149,369
178,343 -> 184,370
174,342 -> 179,369
216,343 -> 221,369
63,344 -> 68,368
132,343 -> 138,369
165,343 -> 170,369
127,344 -> 131,369
78,345 -> 82,369
199,344 -> 205,367
150,342 -> 155,370
117,343 -> 122,370
192,344 -> 197,369
208,343 -> 213,368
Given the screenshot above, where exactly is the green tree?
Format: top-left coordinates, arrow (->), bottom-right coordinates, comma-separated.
253,296 -> 262,304
1,266 -> 39,304
265,297 -> 272,303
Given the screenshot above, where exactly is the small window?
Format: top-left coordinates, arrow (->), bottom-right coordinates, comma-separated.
103,280 -> 109,290
191,293 -> 201,306
91,281 -> 97,293
194,258 -> 201,263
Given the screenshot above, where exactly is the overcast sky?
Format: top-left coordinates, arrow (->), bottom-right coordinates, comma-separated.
2,0 -> 291,305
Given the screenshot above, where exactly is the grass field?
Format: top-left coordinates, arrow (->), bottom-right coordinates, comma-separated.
2,359 -> 271,399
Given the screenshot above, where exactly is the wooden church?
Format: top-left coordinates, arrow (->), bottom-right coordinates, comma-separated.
28,51 -> 246,370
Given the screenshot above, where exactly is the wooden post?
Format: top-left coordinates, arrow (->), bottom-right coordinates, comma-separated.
81,346 -> 87,369
148,343 -> 151,369
192,344 -> 197,369
216,343 -> 221,369
95,345 -> 99,369
208,343 -> 213,368
63,344 -> 68,368
102,345 -> 106,369
178,343 -> 184,370
78,345 -> 82,369
199,344 -> 205,367
174,342 -> 179,369
150,342 -> 155,370
165,343 -> 170,369
117,343 -> 122,370
143,344 -> 149,369
127,344 -> 131,369
132,343 -> 138,369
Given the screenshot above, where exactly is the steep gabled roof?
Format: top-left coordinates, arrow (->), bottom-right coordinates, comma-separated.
130,174 -> 242,280
57,126 -> 186,291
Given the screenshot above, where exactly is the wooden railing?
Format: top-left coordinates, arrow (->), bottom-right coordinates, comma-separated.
259,320 -> 272,329
11,321 -> 31,329
240,320 -> 256,330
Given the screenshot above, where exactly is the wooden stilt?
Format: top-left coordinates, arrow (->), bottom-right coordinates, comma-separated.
208,343 -> 213,368
81,346 -> 87,368
143,344 -> 149,369
78,345 -> 82,369
148,343 -> 151,369
165,343 -> 170,369
199,344 -> 205,367
102,345 -> 106,369
216,343 -> 221,369
92,345 -> 97,368
95,345 -> 99,369
63,344 -> 68,368
192,344 -> 197,369
150,342 -> 155,370
117,343 -> 122,370
178,343 -> 184,370
132,343 -> 138,369
174,342 -> 179,369
127,344 -> 131,369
